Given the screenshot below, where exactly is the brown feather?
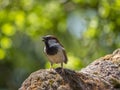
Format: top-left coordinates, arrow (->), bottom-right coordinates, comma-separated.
62,49 -> 68,64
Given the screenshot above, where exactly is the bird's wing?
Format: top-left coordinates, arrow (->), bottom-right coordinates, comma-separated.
62,48 -> 68,64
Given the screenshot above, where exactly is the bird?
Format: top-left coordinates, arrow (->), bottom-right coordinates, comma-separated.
42,35 -> 68,70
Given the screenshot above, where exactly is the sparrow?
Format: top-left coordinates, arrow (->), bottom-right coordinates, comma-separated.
42,35 -> 68,70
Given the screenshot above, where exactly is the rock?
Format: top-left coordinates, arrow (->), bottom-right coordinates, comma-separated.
19,49 -> 120,90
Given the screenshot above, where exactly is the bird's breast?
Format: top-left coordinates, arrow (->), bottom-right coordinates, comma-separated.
44,47 -> 65,63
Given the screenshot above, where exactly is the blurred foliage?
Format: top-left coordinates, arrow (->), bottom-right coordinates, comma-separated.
0,0 -> 120,89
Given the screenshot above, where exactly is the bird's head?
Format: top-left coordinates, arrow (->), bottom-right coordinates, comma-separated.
42,35 -> 60,47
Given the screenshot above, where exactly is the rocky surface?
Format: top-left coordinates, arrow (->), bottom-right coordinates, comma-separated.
19,49 -> 120,90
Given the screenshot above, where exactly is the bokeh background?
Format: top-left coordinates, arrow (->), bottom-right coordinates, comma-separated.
0,0 -> 120,89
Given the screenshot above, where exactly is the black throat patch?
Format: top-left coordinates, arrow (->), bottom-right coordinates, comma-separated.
46,46 -> 58,55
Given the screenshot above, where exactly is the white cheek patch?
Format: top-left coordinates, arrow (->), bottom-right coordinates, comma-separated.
48,39 -> 56,45
44,47 -> 46,53
48,39 -> 60,47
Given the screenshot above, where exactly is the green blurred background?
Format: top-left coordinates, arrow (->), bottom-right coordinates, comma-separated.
0,0 -> 120,89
